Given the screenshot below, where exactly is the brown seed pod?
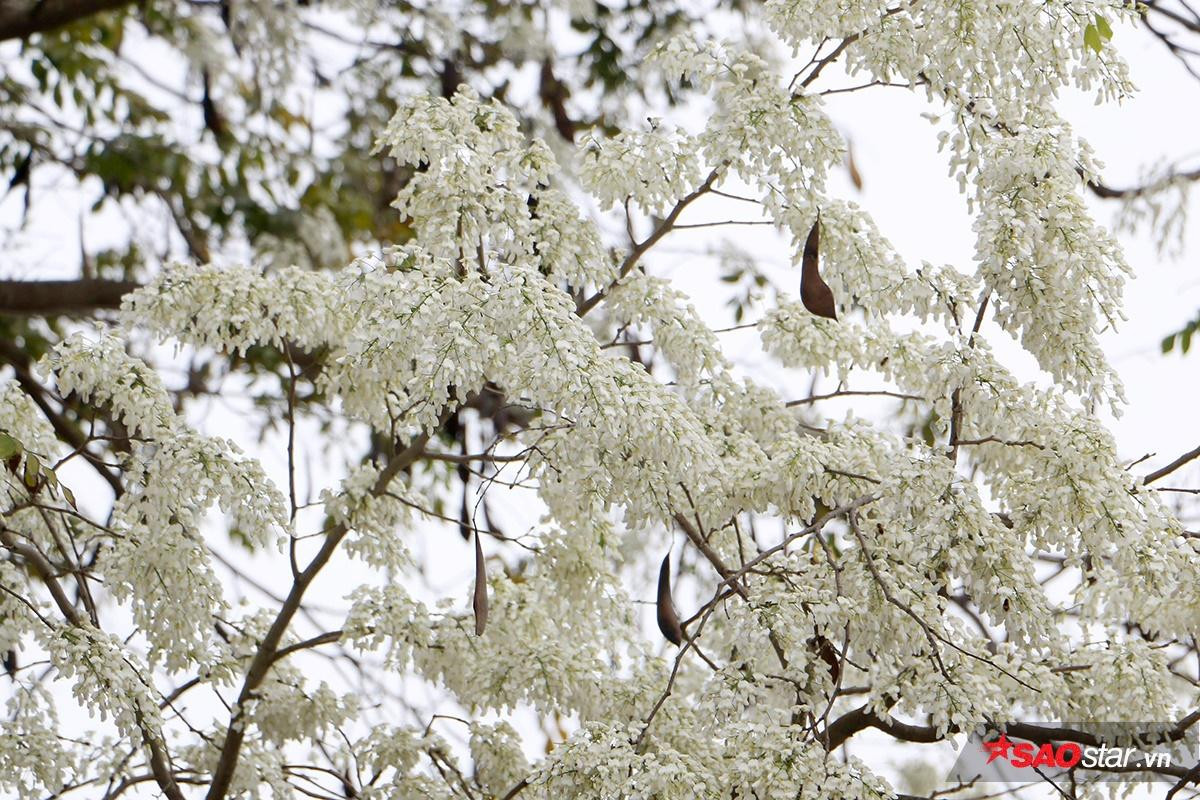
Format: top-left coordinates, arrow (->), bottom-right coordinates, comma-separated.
800,219 -> 838,320
200,69 -> 226,141
847,142 -> 864,191
656,554 -> 684,646
473,532 -> 488,636
810,633 -> 841,684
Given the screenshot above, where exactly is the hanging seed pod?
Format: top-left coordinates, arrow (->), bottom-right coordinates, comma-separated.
847,142 -> 864,191
800,219 -> 838,320
810,633 -> 841,684
656,554 -> 684,646
457,481 -> 471,541
473,532 -> 488,636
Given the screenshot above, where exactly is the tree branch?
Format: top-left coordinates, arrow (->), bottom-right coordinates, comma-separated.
1086,165 -> 1200,199
0,0 -> 134,42
824,703 -> 943,750
575,167 -> 722,317
0,278 -> 140,315
1145,444 -> 1200,485
203,425 -> 438,800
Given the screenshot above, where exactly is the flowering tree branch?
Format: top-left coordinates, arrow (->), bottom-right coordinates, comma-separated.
3,3 -> 1200,798
575,167 -> 723,317
203,422 -> 439,800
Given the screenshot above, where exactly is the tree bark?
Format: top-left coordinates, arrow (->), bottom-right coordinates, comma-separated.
0,278 -> 140,315
0,0 -> 135,41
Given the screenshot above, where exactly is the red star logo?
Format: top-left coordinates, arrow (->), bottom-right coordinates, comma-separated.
983,734 -> 1013,764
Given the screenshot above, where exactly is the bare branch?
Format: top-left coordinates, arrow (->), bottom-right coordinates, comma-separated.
1145,444 -> 1200,485
0,0 -> 135,42
0,278 -> 140,316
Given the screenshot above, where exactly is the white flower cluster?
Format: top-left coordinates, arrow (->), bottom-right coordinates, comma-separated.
4,3 -> 1197,798
580,126 -> 705,214
124,263 -> 339,355
42,625 -> 165,744
45,334 -> 177,438
965,119 -> 1129,400
604,272 -> 728,387
345,526 -> 642,721
36,335 -> 290,671
326,461 -> 417,569
107,430 -> 289,669
0,685 -> 76,799
469,721 -> 529,797
377,87 -> 556,261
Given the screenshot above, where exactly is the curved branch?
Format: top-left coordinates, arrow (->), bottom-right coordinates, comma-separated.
1145,443 -> 1200,485
1086,165 -> 1200,199
824,704 -> 942,750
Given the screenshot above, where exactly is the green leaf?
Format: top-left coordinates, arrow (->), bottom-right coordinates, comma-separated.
228,527 -> 257,551
22,454 -> 40,489
1095,14 -> 1113,41
1163,313 -> 1200,357
1084,24 -> 1103,54
62,485 -> 77,509
0,432 -> 20,459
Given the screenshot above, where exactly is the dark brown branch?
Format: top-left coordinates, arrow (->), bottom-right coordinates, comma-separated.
1140,1 -> 1200,80
0,0 -> 134,41
948,293 -> 989,462
270,630 -> 344,664
0,278 -> 140,315
1086,165 -> 1200,199
1145,444 -> 1200,485
786,389 -> 924,406
824,704 -> 943,750
138,705 -> 187,800
1146,0 -> 1200,31
673,508 -> 793,670
203,426 -> 437,800
795,4 -> 910,90
1002,712 -> 1200,749
953,436 -> 1045,450
499,778 -> 529,800
0,526 -> 84,626
825,703 -> 1200,770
